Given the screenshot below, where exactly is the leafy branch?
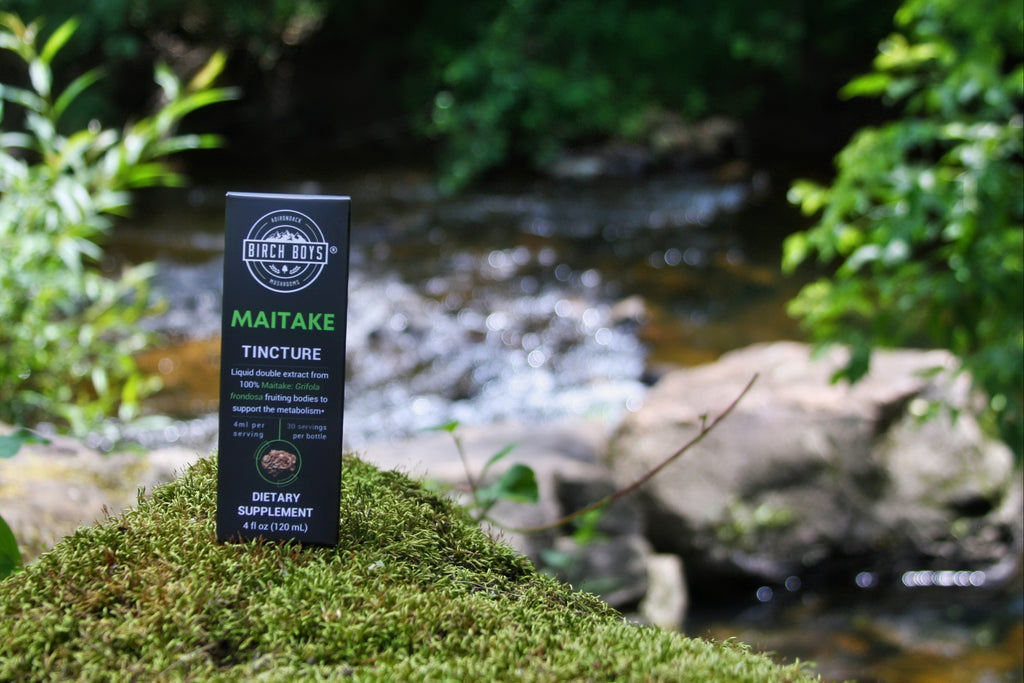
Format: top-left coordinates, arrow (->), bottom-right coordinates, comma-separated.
0,12 -> 235,578
782,0 -> 1023,456
0,13 -> 238,431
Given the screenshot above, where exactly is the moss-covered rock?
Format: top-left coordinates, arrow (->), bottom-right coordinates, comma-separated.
0,456 -> 819,681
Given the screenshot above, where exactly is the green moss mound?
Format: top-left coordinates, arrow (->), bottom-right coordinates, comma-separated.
0,456 -> 819,681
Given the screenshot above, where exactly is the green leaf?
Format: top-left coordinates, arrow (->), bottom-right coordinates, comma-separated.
188,50 -> 228,91
0,131 -> 33,150
91,366 -> 109,397
28,58 -> 50,98
832,343 -> 871,385
162,87 -> 240,121
787,179 -> 829,215
781,232 -> 809,273
0,428 -> 49,458
844,244 -> 881,272
154,63 -> 179,101
0,13 -> 31,59
478,463 -> 539,505
152,133 -> 225,156
120,161 -> 180,189
0,514 -> 20,578
0,83 -> 45,113
841,72 -> 892,99
482,442 -> 518,473
52,67 -> 105,124
39,17 -> 78,66
423,420 -> 460,434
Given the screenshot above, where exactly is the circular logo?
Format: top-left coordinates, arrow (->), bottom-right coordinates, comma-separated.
243,210 -> 330,293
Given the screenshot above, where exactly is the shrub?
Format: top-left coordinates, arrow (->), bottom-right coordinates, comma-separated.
426,0 -> 897,191
0,13 -> 236,432
783,0 -> 1023,454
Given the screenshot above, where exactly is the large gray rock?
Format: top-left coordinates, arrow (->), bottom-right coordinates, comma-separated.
605,342 -> 1022,587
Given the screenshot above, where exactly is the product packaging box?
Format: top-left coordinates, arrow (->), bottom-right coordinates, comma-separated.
216,192 -> 350,545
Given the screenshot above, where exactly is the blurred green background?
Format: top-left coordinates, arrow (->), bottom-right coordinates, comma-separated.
0,0 -> 899,183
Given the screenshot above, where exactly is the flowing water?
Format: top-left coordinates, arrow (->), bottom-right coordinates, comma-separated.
104,163 -> 1021,682
111,164 -> 800,450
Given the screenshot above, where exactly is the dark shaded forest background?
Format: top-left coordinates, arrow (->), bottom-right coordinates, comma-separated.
0,0 -> 900,182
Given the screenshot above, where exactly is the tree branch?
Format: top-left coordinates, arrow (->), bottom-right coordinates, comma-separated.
508,373 -> 758,535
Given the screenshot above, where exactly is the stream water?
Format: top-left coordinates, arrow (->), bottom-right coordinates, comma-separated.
110,163 -> 800,450
104,163 -> 1020,682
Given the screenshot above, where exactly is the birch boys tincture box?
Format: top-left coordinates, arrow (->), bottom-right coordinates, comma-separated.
216,192 -> 350,546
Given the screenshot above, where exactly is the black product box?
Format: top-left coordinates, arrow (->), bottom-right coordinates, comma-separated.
216,192 -> 350,545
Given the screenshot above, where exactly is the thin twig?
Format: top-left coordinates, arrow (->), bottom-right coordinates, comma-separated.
508,373 -> 758,535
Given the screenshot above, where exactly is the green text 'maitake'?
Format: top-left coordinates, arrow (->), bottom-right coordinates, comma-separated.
231,309 -> 336,331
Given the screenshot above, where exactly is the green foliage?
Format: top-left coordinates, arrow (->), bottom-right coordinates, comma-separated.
476,462 -> 538,507
0,1 -> 320,133
0,515 -> 19,579
2,2 -> 898,189
0,0 -> 324,57
429,420 -> 538,523
784,0 -> 1024,453
426,0 -> 897,190
0,13 -> 237,432
0,455 -> 821,681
